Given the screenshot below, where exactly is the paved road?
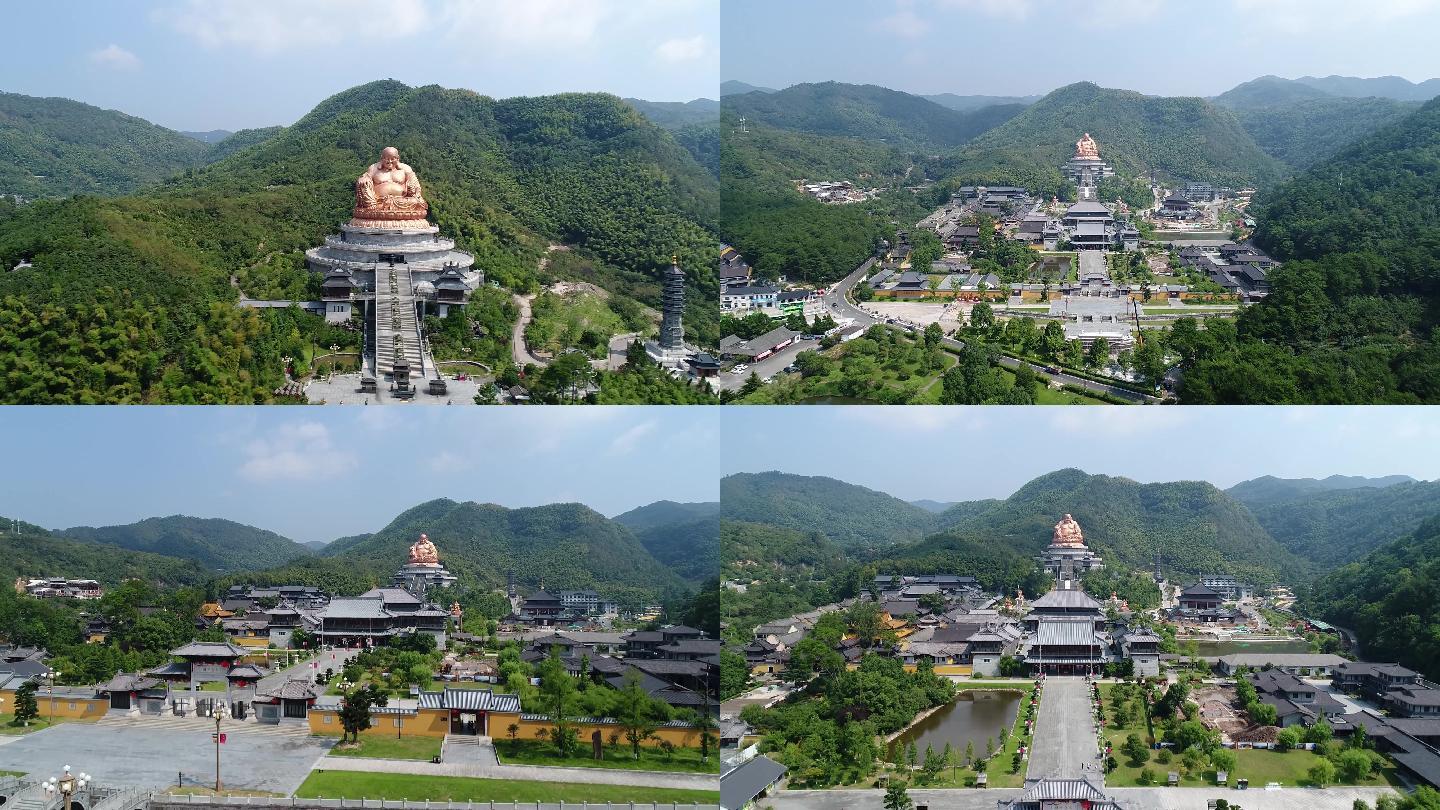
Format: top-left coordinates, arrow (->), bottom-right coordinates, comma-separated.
764,787 -> 1397,810
1028,677 -> 1100,782
712,340 -> 814,392
257,647 -> 360,694
312,750 -> 717,790
510,293 -> 548,368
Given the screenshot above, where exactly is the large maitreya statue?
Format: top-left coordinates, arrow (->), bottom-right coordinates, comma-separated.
408,533 -> 440,566
1052,513 -> 1086,547
353,146 -> 429,226
1075,133 -> 1100,160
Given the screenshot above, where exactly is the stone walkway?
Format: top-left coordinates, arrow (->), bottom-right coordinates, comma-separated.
309,753 -> 716,790
1027,676 -> 1101,782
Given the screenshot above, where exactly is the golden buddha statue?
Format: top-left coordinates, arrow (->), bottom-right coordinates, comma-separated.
1052,513 -> 1086,547
408,533 -> 441,566
353,146 -> 429,226
1075,133 -> 1100,160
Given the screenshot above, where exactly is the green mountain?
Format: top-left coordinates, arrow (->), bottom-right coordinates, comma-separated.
0,80 -> 718,403
1213,76 -> 1335,109
62,515 -> 312,572
923,468 -> 1305,585
320,498 -> 690,603
613,500 -> 719,585
0,91 -> 213,198
301,540 -> 330,552
206,126 -> 284,161
1236,479 -> 1440,570
612,500 -> 719,532
722,82 -> 1023,150
721,81 -> 777,96
0,526 -> 210,588
624,98 -> 719,129
1226,474 -> 1418,506
922,93 -> 1042,112
1294,75 -> 1440,102
909,499 -> 957,513
954,82 -> 1287,187
179,129 -> 234,144
1304,515 -> 1440,679
720,472 -> 939,550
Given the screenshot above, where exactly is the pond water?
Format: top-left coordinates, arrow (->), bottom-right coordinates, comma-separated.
889,690 -> 1022,759
1188,638 -> 1311,657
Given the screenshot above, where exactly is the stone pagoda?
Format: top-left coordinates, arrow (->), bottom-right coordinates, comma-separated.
645,256 -> 692,366
392,533 -> 458,595
1063,132 -> 1114,188
306,147 -> 482,390
1038,513 -> 1104,587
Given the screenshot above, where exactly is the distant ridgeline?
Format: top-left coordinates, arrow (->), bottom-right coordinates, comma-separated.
0,80 -> 719,403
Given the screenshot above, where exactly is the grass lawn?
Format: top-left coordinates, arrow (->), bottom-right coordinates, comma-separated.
525,289 -> 632,359
0,713 -> 88,735
296,771 -> 718,804
0,770 -> 25,777
1097,685 -> 1399,789
326,736 -> 443,761
495,738 -> 719,774
199,681 -> 229,692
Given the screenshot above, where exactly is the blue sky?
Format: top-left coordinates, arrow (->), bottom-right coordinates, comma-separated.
723,0 -> 1440,98
2,0 -> 718,131
0,407 -> 718,543
721,407 -> 1440,502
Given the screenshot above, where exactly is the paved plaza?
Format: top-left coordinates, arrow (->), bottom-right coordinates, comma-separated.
310,748 -> 717,790
0,718 -> 335,794
305,372 -> 489,405
1027,677 -> 1100,781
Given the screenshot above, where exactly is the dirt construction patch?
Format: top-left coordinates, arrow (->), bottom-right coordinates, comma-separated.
1193,684 -> 1249,738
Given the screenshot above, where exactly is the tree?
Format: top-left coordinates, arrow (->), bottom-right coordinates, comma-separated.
1133,336 -> 1167,389
612,671 -> 663,760
13,681 -> 39,726
538,646 -> 580,755
1309,758 -> 1336,787
1122,733 -> 1150,766
1306,718 -> 1334,745
1210,748 -> 1236,776
1085,337 -> 1111,369
1275,727 -> 1303,752
338,683 -> 389,743
883,781 -> 913,810
1040,321 -> 1066,360
965,739 -> 975,768
970,302 -> 995,331
507,722 -> 520,751
906,741 -> 918,770
1336,748 -> 1375,783
923,322 -> 943,350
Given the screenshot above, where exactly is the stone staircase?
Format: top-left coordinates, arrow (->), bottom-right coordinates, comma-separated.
372,263 -> 426,378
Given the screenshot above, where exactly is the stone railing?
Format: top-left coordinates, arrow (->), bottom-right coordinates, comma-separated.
151,798 -> 716,810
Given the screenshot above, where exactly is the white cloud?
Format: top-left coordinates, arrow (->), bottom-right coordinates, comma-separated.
435,0 -> 612,48
933,0 -> 1034,21
1047,408 -> 1193,437
1230,0 -> 1438,33
157,0 -> 429,53
609,420 -> 657,455
838,406 -> 989,433
427,450 -> 470,473
90,44 -> 141,70
237,421 -> 357,482
879,7 -> 930,38
655,35 -> 708,64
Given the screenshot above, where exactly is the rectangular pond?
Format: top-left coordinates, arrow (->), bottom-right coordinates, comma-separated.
888,689 -> 1022,759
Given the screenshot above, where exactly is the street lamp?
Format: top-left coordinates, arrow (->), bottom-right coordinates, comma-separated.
213,700 -> 230,793
41,766 -> 90,810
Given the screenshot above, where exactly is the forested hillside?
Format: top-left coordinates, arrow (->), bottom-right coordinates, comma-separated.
723,82 -> 1023,150
719,519 -> 861,646
0,526 -> 210,588
0,91 -> 213,198
319,498 -> 690,605
922,93 -> 1041,113
1226,474 -> 1416,506
721,472 -> 939,550
613,501 -> 720,586
63,515 -> 312,572
1213,80 -> 1419,169
1238,479 -> 1440,569
1176,96 -> 1440,403
1305,516 -> 1440,679
0,80 -> 719,403
954,82 -> 1287,188
924,468 -> 1306,584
